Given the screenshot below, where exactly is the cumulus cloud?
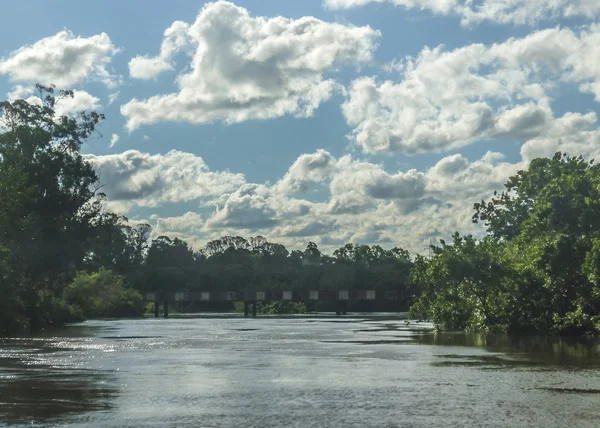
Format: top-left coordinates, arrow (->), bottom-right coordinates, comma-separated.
520,112 -> 600,162
426,152 -> 522,198
274,149 -> 338,194
85,150 -> 246,208
109,132 -> 597,254
55,90 -> 101,116
343,26 -> 600,155
207,184 -> 279,229
324,0 -> 600,26
0,30 -> 120,88
6,87 -> 100,118
6,85 -> 34,100
154,212 -> 205,237
121,1 -> 380,130
328,156 -> 428,214
129,21 -> 191,79
275,219 -> 337,238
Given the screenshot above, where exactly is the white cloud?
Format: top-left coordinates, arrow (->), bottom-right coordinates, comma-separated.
108,133 -> 598,254
143,135 -> 151,141
274,149 -> 338,194
343,26 -> 600,155
109,134 -> 120,148
0,30 -> 120,88
54,90 -> 101,117
85,150 -> 246,208
198,149 -> 480,250
154,212 -> 205,237
461,0 -> 600,26
324,0 -> 600,26
129,21 -> 191,79
207,184 -> 279,229
5,88 -> 100,117
6,85 -> 34,100
520,112 -> 600,162
150,212 -> 210,250
426,151 -> 522,198
108,91 -> 120,106
121,1 -> 380,130
325,0 -> 458,14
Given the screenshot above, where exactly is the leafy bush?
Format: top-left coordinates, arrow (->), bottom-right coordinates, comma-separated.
36,290 -> 84,326
260,301 -> 307,314
64,269 -> 144,318
234,300 -> 307,315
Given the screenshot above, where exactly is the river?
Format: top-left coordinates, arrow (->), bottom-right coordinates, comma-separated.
1,315 -> 600,427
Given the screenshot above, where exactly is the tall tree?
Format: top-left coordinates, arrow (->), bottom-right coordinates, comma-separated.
0,85 -> 105,328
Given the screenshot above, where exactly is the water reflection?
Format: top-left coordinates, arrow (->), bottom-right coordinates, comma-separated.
412,331 -> 600,369
0,337 -> 118,425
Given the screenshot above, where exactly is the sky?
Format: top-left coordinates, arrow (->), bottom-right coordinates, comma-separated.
1,0 -> 600,255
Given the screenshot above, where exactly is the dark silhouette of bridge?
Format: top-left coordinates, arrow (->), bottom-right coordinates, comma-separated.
144,289 -> 409,317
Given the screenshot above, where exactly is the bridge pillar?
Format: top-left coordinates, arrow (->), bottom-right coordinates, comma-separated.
244,301 -> 249,317
164,300 -> 169,318
252,301 -> 257,318
154,301 -> 159,318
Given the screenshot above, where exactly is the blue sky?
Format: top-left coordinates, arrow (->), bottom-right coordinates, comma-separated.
2,0 -> 600,254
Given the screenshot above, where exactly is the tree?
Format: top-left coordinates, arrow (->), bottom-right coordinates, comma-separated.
413,152 -> 600,335
480,153 -> 600,334
143,236 -> 197,293
0,84 -> 105,329
473,153 -> 600,240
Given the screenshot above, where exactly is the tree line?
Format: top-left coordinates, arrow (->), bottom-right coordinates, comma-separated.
1,85 -> 599,336
0,85 -> 413,333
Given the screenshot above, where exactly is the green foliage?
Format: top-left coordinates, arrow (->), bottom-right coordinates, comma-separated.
64,269 -> 144,318
35,290 -> 84,326
0,85 -> 154,334
414,153 -> 600,336
0,246 -> 29,334
0,85 -> 107,332
234,301 -> 307,315
0,85 -> 104,288
144,302 -> 157,316
257,301 -> 307,315
233,301 -> 245,313
409,235 -> 512,331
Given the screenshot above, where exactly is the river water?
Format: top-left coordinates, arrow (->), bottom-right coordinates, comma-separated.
1,315 -> 600,427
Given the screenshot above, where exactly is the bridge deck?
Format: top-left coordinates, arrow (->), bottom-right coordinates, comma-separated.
144,290 -> 404,303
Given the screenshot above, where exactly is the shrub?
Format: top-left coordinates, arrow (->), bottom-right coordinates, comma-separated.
64,269 -> 144,318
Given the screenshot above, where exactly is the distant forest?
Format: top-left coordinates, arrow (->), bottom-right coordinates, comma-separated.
1,86 -> 599,336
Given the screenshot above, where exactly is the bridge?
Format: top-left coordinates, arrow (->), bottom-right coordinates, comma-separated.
144,289 -> 409,317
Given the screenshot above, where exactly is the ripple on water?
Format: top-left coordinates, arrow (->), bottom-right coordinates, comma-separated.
1,317 -> 600,427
